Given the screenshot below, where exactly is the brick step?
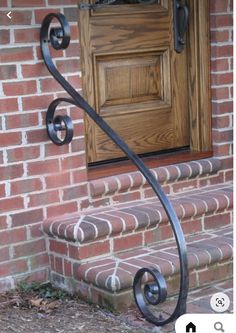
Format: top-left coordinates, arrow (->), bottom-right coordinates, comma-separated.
44,183 -> 233,260
89,157 -> 222,205
60,226 -> 234,311
43,183 -> 233,311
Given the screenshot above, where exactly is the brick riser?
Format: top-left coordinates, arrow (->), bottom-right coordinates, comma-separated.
50,226 -> 233,311
43,183 -> 233,311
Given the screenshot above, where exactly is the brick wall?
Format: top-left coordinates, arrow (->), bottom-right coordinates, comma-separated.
0,0 -> 233,291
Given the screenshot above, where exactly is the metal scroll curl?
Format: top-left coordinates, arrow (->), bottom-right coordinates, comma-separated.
40,13 -> 189,327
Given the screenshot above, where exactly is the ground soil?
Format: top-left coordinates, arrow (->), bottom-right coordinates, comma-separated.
0,288 -> 161,333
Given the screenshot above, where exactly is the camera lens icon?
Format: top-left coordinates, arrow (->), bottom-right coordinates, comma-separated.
210,292 -> 230,313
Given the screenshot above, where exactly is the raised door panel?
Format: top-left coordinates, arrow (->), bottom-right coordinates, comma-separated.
79,0 -> 190,163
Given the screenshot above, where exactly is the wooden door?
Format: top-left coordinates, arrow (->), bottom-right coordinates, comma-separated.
78,0 -> 190,164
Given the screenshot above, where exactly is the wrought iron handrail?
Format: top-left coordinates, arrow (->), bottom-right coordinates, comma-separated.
40,13 -> 189,326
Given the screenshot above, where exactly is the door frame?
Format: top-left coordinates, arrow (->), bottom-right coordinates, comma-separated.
78,0 -> 211,165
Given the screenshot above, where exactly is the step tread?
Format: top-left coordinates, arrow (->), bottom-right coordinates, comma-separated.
90,157 -> 221,198
76,225 -> 233,292
44,183 -> 233,244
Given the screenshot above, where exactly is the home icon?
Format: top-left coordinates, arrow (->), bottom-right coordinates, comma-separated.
186,322 -> 197,332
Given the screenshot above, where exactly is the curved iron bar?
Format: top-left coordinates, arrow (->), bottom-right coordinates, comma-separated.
40,13 -> 189,326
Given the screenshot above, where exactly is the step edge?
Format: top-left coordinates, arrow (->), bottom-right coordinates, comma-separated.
76,234 -> 233,293
43,183 -> 233,244
89,157 -> 221,198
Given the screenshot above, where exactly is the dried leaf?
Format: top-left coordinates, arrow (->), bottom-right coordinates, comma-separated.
30,298 -> 43,307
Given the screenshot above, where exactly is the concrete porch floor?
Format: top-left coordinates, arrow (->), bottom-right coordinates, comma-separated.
119,279 -> 233,333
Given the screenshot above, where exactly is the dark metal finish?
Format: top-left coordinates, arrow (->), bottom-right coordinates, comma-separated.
40,13 -> 189,326
173,0 -> 189,53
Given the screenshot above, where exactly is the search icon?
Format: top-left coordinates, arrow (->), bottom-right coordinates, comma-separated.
214,322 -> 225,332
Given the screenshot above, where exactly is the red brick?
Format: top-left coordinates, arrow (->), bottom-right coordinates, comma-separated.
12,0 -> 45,6
204,212 -> 231,229
211,72 -> 233,86
48,0 -> 76,4
71,137 -> 86,152
65,41 -> 80,57
7,146 -> 40,163
72,169 -> 88,184
40,78 -> 64,93
5,113 -> 39,130
11,178 -> 43,196
29,253 -> 49,270
0,164 -> 24,181
44,142 -> 70,157
0,216 -> 8,230
22,94 -> 54,111
210,14 -> 233,28
198,261 -> 232,285
211,87 -> 230,100
22,63 -> 50,78
50,239 -> 68,255
34,8 -> 59,24
56,59 -> 81,74
211,59 -> 229,72
67,75 -> 82,90
221,156 -> 233,169
26,269 -> 49,284
225,169 -> 233,182
0,247 -> 10,262
113,233 -> 143,252
0,11 -> 32,25
0,183 -> 5,197
26,128 -> 48,143
69,240 -> 110,260
14,28 -> 40,43
45,172 -> 71,189
13,239 -> 46,259
212,115 -> 230,129
210,0 -> 230,13
0,197 -> 24,213
213,143 -> 231,156
61,154 -> 85,170
55,256 -> 63,274
113,191 -> 141,203
0,260 -> 28,277
0,30 -> 10,44
212,129 -> 233,143
3,81 -> 37,96
211,30 -> 230,43
29,190 -> 60,207
64,259 -> 72,277
0,132 -> 22,148
28,159 -> 60,176
211,45 -> 233,58
46,201 -> 78,217
0,65 -> 17,81
11,208 -> 44,227
63,184 -> 88,201
0,228 -> 27,246
0,47 -> 34,63
0,98 -> 19,113
29,223 -> 44,239
212,101 -> 233,114
172,180 -> 197,193
73,123 -> 85,137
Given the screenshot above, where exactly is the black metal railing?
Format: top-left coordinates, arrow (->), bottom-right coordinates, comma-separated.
40,13 -> 189,326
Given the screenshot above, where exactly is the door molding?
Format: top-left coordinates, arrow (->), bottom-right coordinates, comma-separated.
186,0 -> 211,151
